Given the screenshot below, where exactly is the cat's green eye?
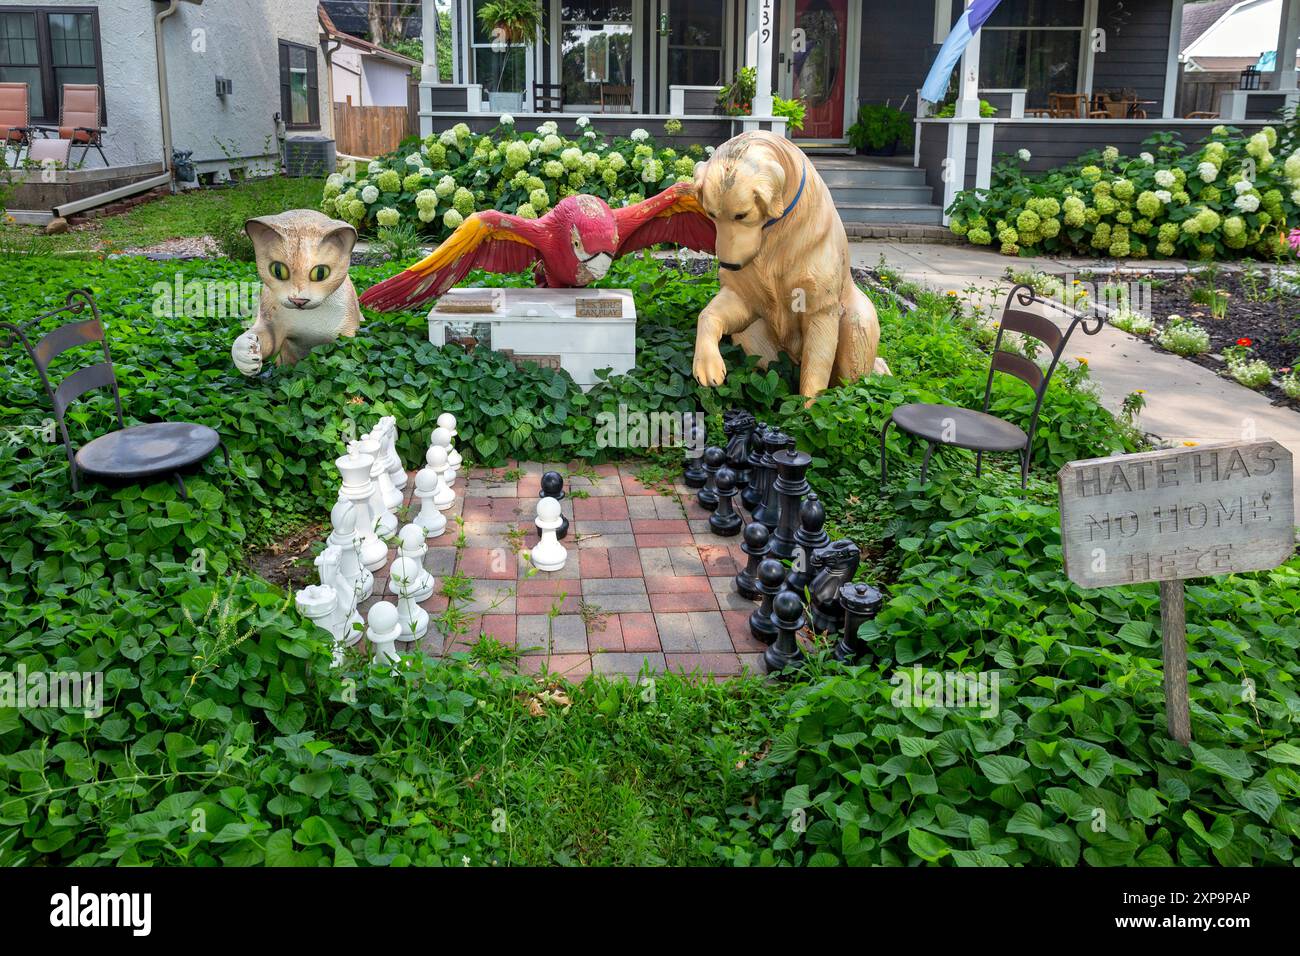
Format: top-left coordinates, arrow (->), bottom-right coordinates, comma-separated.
309,264 -> 331,282
269,261 -> 290,280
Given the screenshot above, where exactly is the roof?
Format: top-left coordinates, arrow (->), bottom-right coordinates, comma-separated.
1181,0 -> 1241,51
318,4 -> 420,67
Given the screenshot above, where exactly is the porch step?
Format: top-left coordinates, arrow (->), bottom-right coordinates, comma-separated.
805,153 -> 942,226
815,165 -> 926,187
836,202 -> 944,225
824,183 -> 935,204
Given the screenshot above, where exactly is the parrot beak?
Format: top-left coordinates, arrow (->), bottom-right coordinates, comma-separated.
585,252 -> 613,280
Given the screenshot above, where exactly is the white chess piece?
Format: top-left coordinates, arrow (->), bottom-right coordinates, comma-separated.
315,545 -> 363,626
436,412 -> 462,477
429,426 -> 456,484
426,445 -> 455,511
296,585 -> 349,667
377,416 -> 408,492
390,551 -> 430,642
356,433 -> 403,515
336,447 -> 389,572
412,468 -> 447,538
328,499 -> 374,602
388,524 -> 434,601
365,601 -> 403,668
531,496 -> 567,572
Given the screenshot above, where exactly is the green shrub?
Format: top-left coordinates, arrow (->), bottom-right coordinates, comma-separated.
1228,358 -> 1273,388
1156,316 -> 1211,355
1110,307 -> 1154,335
848,104 -> 914,151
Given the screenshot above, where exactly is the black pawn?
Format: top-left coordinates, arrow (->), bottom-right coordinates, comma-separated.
751,430 -> 789,531
764,590 -> 807,674
834,582 -> 884,663
768,447 -> 812,561
735,522 -> 770,600
540,471 -> 568,539
808,540 -> 861,635
683,424 -> 708,488
742,422 -> 769,512
709,467 -> 742,536
697,446 -> 725,511
749,558 -> 786,645
787,494 -> 830,595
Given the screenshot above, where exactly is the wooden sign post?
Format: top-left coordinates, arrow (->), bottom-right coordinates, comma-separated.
1058,439 -> 1294,745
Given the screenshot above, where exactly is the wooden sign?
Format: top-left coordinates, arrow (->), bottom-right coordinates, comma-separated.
575,295 -> 623,318
1058,439 -> 1294,745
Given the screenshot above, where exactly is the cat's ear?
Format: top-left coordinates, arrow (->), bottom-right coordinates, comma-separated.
244,216 -> 284,248
320,221 -> 358,258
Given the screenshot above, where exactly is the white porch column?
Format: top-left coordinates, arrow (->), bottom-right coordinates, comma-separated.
954,0 -> 982,118
751,0 -> 775,117
421,0 -> 439,84
1162,0 -> 1184,118
1273,0 -> 1300,91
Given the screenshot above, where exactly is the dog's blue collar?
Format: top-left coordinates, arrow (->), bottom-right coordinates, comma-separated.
764,162 -> 807,229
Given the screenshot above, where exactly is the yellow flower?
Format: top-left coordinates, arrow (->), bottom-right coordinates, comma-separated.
1182,441 -> 1198,447
1135,389 -> 1146,394
1076,357 -> 1089,365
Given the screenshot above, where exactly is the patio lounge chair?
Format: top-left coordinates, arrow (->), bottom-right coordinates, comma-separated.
0,81 -> 34,167
58,83 -> 107,166
28,137 -> 71,168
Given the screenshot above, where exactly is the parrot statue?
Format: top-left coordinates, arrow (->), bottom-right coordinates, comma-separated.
358,183 -> 717,311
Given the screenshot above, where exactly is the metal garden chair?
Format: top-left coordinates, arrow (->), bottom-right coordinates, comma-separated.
879,283 -> 1104,489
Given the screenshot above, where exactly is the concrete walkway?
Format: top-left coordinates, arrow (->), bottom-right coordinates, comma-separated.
849,241 -> 1300,501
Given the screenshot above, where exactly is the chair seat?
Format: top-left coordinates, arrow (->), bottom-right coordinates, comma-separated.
891,403 -> 1027,452
75,422 -> 220,479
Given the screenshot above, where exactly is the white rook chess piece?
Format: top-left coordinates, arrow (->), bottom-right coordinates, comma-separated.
328,499 -> 374,602
532,496 -> 567,572
429,426 -> 457,485
336,447 -> 389,572
437,412 -> 462,477
412,468 -> 447,538
365,601 -> 402,668
388,524 -> 435,601
426,445 -> 455,510
377,416 -> 408,493
296,585 -> 350,667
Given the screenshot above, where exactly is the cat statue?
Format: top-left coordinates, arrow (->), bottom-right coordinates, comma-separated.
230,209 -> 361,375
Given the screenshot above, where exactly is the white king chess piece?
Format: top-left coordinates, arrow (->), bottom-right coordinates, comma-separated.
328,499 -> 374,602
429,426 -> 457,485
531,496 -> 567,572
377,416 -> 408,493
336,446 -> 389,572
365,601 -> 403,668
426,445 -> 456,511
436,412 -> 462,478
388,524 -> 435,601
412,467 -> 448,537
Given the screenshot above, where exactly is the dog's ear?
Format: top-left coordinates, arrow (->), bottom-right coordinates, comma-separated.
751,153 -> 788,221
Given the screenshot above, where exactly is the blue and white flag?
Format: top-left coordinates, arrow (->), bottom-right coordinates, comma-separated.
920,0 -> 1004,104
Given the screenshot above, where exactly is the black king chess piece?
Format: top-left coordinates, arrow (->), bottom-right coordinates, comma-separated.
709,466 -> 742,536
751,429 -> 789,531
808,540 -> 861,635
764,590 -> 807,674
749,558 -> 786,645
768,446 -> 812,561
786,493 -> 830,595
735,522 -> 770,599
722,410 -> 755,492
540,470 -> 569,540
742,422 -> 769,512
697,446 -> 725,511
683,422 -> 708,488
834,582 -> 884,663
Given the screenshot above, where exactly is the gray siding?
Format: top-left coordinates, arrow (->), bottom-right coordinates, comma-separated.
917,122 -> 948,202
859,0 -> 937,110
1092,0 -> 1174,114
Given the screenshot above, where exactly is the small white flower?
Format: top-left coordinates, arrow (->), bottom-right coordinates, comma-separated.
631,128 -> 649,142
361,185 -> 379,204
1154,189 -> 1172,204
367,160 -> 383,174
1234,179 -> 1253,195
499,113 -> 514,125
405,153 -> 421,166
1154,169 -> 1175,188
1291,188 -> 1300,204
1235,193 -> 1260,212
1139,151 -> 1155,164
1197,161 -> 1217,183
419,166 -> 433,177
583,129 -> 596,139
576,115 -> 590,127
538,120 -> 558,136
1017,148 -> 1031,162
705,145 -> 715,156
326,172 -> 346,189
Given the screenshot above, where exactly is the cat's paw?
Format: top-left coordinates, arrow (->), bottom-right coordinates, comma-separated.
231,330 -> 263,376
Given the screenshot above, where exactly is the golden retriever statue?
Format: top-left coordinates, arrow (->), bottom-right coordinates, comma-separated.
690,130 -> 888,398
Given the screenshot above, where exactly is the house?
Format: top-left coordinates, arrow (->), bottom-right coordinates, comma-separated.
319,0 -> 423,42
320,5 -> 420,108
1181,0 -> 1296,72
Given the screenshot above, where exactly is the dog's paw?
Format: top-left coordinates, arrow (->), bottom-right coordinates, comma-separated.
692,347 -> 728,387
231,330 -> 263,376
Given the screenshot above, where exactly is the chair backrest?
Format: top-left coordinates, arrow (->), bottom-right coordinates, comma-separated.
29,138 -> 71,165
601,80 -> 633,107
533,82 -> 562,113
60,83 -> 101,131
0,81 -> 28,133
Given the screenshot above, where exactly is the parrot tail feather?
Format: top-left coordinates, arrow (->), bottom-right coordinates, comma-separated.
359,267 -> 446,312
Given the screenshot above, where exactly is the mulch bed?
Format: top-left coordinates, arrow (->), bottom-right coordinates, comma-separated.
245,520 -> 326,592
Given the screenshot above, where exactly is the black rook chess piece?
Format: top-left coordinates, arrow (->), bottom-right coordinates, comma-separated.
697,446 -> 725,511
709,467 -> 742,536
786,493 -> 830,595
540,470 -> 569,539
751,429 -> 789,531
735,522 -> 770,600
834,582 -> 884,663
808,540 -> 861,635
768,447 -> 812,561
764,590 -> 807,674
742,422 -> 769,512
683,423 -> 708,488
749,558 -> 786,645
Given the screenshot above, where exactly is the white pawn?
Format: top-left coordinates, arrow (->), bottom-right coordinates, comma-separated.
426,445 -> 456,511
532,496 -> 567,572
412,468 -> 448,537
429,426 -> 457,484
378,416 -> 408,493
391,556 -> 430,642
295,584 -> 348,667
365,601 -> 402,668
437,412 -> 463,477
388,524 -> 434,601
328,499 -> 374,601
336,447 -> 388,572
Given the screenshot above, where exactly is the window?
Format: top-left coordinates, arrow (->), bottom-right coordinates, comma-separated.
278,40 -> 319,129
0,7 -> 103,124
977,0 -> 1086,107
667,1 -> 725,87
560,1 -> 633,107
471,0 -> 528,98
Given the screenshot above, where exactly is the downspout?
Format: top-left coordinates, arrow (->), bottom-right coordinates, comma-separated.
322,36 -> 342,135
154,0 -> 182,190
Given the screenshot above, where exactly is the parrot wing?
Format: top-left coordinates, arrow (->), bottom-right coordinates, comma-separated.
612,182 -> 716,257
359,210 -> 544,311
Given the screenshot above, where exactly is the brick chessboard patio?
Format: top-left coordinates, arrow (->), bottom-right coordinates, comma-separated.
359,461 -> 770,681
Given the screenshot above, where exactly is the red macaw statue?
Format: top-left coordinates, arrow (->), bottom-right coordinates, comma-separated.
358,183 -> 717,311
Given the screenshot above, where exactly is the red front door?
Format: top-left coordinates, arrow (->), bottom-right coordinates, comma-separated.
788,0 -> 849,140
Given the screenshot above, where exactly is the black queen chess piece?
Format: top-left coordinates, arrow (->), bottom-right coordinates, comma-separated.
708,466 -> 742,536
697,446 -> 726,511
749,558 -> 786,645
768,446 -> 812,561
751,429 -> 789,531
834,582 -> 884,663
683,422 -> 708,488
734,521 -> 770,600
786,493 -> 830,595
722,410 -> 756,492
808,540 -> 861,635
742,421 -> 769,512
540,470 -> 569,540
764,590 -> 807,674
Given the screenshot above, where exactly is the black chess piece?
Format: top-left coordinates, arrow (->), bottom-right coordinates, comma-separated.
683,423 -> 708,488
808,540 -> 861,634
768,447 -> 812,561
749,558 -> 786,645
764,590 -> 807,674
786,493 -> 830,595
834,582 -> 884,663
697,446 -> 725,511
539,470 -> 569,539
735,522 -> 770,600
722,410 -> 755,492
709,467 -> 742,536
751,429 -> 789,531
742,422 -> 769,511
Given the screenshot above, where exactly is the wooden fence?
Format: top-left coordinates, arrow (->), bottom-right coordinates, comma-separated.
332,101 -> 413,157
